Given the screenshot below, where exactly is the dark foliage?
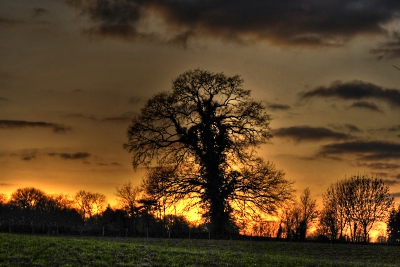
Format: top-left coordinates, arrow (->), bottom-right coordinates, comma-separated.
0,187 -> 197,238
319,175 -> 393,243
387,205 -> 400,243
124,69 -> 293,238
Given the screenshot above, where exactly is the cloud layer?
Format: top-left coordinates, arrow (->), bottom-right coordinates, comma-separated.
319,140 -> 400,161
48,152 -> 91,160
0,120 -> 71,133
65,0 -> 400,52
301,80 -> 400,108
267,103 -> 291,111
349,101 -> 383,113
274,126 -> 351,142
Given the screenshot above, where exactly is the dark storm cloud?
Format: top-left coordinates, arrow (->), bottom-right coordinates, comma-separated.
100,117 -> 133,123
349,101 -> 383,113
329,123 -> 363,133
8,149 -> 40,161
388,125 -> 400,132
267,103 -> 291,111
370,34 -> 400,59
319,140 -> 400,160
0,17 -> 23,26
301,80 -> 400,108
8,149 -> 39,161
65,113 -> 97,121
0,120 -> 71,133
273,126 -> 351,142
367,124 -> 400,136
66,112 -> 133,123
0,183 -> 14,186
97,162 -> 121,166
343,124 -> 362,133
65,0 -> 400,48
357,162 -> 400,170
32,8 -> 49,18
48,152 -> 91,160
129,96 -> 142,105
100,112 -> 135,123
21,151 -> 37,161
66,0 -> 152,41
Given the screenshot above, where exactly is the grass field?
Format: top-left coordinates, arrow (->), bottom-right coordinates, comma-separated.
0,233 -> 399,267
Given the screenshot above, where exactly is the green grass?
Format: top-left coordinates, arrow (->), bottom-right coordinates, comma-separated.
0,233 -> 399,266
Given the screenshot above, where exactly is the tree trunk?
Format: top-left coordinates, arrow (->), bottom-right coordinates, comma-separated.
204,164 -> 229,238
203,145 -> 229,238
209,197 -> 227,238
299,220 -> 307,241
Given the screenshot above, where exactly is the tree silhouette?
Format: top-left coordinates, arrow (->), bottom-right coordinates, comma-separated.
298,188 -> 318,240
320,175 -> 393,242
115,181 -> 142,235
387,205 -> 400,243
319,194 -> 343,241
124,69 -> 293,237
9,187 -> 48,210
74,190 -> 107,220
9,187 -> 49,233
4,188 -> 83,234
115,181 -> 142,218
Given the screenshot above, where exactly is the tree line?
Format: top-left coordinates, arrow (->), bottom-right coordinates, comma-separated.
0,174 -> 399,243
0,185 -> 198,238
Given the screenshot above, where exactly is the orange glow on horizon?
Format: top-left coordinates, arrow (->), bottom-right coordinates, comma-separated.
0,184 -> 394,241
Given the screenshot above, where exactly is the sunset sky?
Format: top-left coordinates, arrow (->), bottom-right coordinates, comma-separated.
1,0 -> 400,208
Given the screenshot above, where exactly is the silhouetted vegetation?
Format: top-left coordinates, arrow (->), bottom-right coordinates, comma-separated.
1,72 -> 398,243
280,188 -> 318,241
319,175 -> 394,243
0,187 -> 82,235
0,187 -> 201,238
387,205 -> 400,243
124,69 -> 294,238
0,174 -> 397,243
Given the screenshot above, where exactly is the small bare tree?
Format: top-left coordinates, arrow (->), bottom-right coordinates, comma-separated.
115,181 -> 142,217
320,175 -> 393,242
298,188 -> 318,240
74,190 -> 107,220
280,188 -> 318,240
281,202 -> 302,240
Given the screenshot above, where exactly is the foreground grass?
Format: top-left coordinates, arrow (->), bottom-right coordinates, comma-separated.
0,233 -> 399,267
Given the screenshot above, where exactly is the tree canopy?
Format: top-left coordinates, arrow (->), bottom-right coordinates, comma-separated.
320,175 -> 393,242
124,69 -> 293,237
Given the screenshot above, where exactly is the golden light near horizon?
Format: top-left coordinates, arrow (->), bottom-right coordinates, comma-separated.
0,173 -> 394,243
2,0 -> 400,243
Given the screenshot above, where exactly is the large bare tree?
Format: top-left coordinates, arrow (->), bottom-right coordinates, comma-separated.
124,69 -> 293,237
